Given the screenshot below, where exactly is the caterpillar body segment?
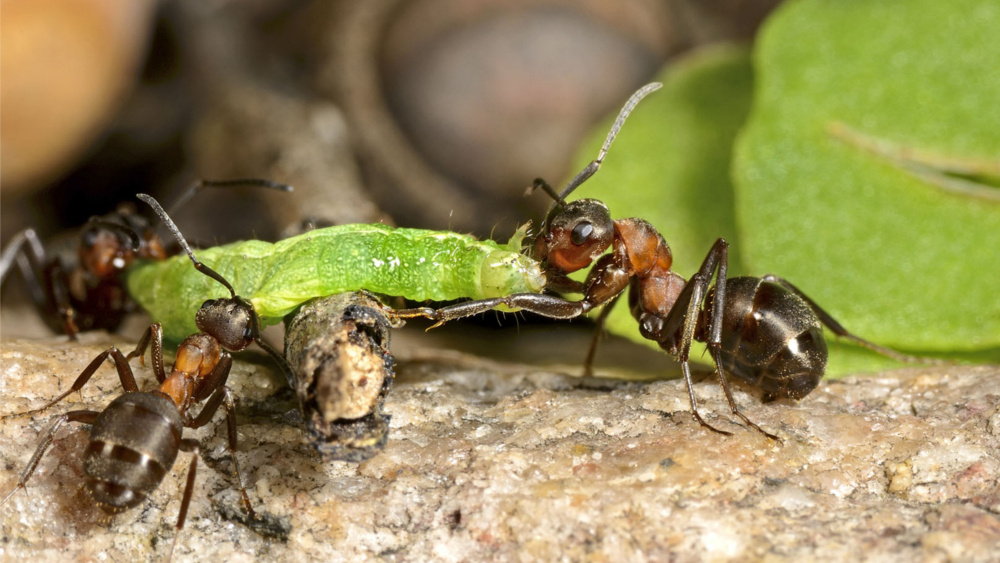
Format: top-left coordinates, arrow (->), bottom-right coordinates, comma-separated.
127,223 -> 546,340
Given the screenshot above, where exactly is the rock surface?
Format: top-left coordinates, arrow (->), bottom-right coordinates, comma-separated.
1,333 -> 998,563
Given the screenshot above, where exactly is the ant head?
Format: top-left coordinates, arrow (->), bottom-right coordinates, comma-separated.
195,296 -> 257,352
79,220 -> 142,278
138,193 -> 294,379
535,198 -> 614,274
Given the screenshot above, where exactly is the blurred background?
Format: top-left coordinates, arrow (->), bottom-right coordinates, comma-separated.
0,0 -> 779,340
0,0 -> 781,246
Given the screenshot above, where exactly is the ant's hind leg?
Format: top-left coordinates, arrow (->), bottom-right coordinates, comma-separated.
0,347 -> 140,421
0,410 -> 99,508
761,275 -> 943,364
169,438 -> 203,561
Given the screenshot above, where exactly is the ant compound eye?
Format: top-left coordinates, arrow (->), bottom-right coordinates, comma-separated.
571,222 -> 594,245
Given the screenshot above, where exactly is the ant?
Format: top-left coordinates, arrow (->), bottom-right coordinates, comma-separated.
0,193 -> 292,558
0,179 -> 291,338
394,83 -> 935,441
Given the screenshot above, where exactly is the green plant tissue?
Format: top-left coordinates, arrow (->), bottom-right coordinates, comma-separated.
733,0 -> 1000,362
566,4 -> 1000,378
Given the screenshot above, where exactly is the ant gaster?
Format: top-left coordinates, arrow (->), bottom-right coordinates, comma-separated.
395,83 -> 934,440
0,179 -> 291,338
0,194 -> 292,558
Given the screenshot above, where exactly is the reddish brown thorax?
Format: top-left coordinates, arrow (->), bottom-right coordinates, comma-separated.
613,218 -> 672,276
614,218 -> 685,318
159,334 -> 222,409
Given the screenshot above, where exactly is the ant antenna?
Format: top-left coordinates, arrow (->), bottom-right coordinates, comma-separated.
557,81 -> 661,201
525,178 -> 564,205
531,82 -> 662,230
137,194 -> 237,299
167,178 -> 293,216
139,193 -> 296,382
84,218 -> 142,251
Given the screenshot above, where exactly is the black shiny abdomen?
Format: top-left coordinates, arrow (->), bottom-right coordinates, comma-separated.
83,392 -> 183,512
715,277 -> 828,399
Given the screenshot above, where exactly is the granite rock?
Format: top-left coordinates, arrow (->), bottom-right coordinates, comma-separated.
1,334 -> 998,563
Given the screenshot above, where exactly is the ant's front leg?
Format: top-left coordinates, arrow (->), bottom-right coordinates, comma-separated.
391,248 -> 633,328
390,293 -> 595,328
126,323 -> 167,382
0,345 -> 140,421
0,230 -> 80,338
0,229 -> 46,296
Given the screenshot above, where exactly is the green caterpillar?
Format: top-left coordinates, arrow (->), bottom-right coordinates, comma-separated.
127,223 -> 545,340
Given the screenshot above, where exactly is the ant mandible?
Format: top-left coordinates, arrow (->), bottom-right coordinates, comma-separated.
0,193 -> 292,559
394,83 -> 934,441
0,179 -> 291,338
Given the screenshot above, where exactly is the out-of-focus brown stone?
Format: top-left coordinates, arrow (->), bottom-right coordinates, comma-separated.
0,0 -> 155,193
188,84 -> 386,241
316,0 -> 675,236
1,334 -> 998,562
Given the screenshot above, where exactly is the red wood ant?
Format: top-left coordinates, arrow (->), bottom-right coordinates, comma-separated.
0,179 -> 291,338
0,194 -> 292,558
395,83 -> 935,440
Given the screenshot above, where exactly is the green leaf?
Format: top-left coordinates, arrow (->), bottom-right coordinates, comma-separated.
733,0 -> 1000,367
567,46 -> 754,364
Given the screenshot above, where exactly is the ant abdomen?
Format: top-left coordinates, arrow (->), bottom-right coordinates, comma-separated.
83,393 -> 183,512
713,277 -> 828,400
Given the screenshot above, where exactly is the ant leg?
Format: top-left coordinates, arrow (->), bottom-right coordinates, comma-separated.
761,275 -> 943,364
0,410 -> 99,508
193,353 -> 232,402
252,336 -> 295,386
46,261 -> 80,338
1,231 -> 81,338
126,323 -> 167,382
660,271 -> 733,437
0,229 -> 45,289
170,438 -> 202,562
676,239 -> 778,440
188,385 -> 256,519
0,346 -> 139,421
526,178 -> 563,203
658,272 -> 733,435
544,271 -> 585,294
555,82 -> 662,201
582,294 -> 621,376
390,293 -> 593,328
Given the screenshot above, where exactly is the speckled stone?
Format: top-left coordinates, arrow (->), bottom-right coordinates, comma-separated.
1,334 -> 998,563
